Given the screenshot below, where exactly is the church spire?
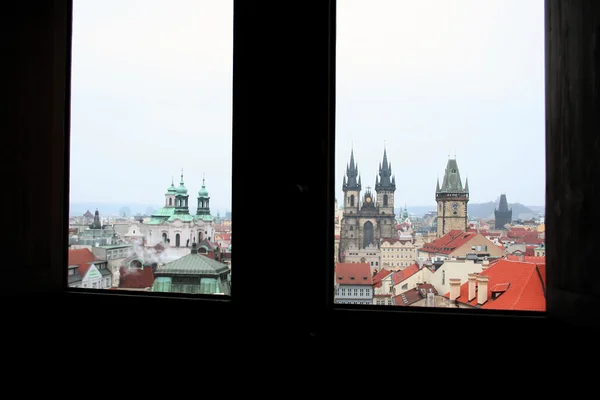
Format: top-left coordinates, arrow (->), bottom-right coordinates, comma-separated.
439,157 -> 467,193
375,146 -> 395,192
343,149 -> 361,191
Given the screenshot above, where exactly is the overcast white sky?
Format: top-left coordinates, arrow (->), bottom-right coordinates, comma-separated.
70,0 -> 545,217
336,0 -> 545,207
69,0 -> 233,214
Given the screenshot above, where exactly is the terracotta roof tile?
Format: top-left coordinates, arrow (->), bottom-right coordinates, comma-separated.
119,266 -> 155,289
443,259 -> 545,311
506,255 -> 546,264
335,263 -> 373,285
392,264 -> 420,285
393,284 -> 437,306
419,230 -> 478,254
68,248 -> 98,277
372,269 -> 393,288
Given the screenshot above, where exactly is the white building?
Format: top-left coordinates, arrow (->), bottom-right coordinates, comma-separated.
334,262 -> 373,305
142,172 -> 215,249
342,243 -> 381,272
67,248 -> 112,289
427,258 -> 486,297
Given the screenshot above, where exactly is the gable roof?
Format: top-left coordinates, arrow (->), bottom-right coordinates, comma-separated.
393,284 -> 438,306
392,264 -> 420,285
419,230 -> 478,255
68,248 -> 99,277
335,263 -> 373,285
443,259 -> 546,311
372,269 -> 393,288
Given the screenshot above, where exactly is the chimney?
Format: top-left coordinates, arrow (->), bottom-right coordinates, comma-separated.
191,242 -> 198,254
477,275 -> 489,305
467,273 -> 477,301
449,278 -> 461,303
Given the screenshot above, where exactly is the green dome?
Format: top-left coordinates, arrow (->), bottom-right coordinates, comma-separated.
176,171 -> 187,195
166,177 -> 177,194
198,178 -> 209,197
176,184 -> 188,195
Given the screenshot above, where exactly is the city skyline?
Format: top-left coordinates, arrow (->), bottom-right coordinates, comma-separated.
335,0 -> 545,207
69,0 -> 545,218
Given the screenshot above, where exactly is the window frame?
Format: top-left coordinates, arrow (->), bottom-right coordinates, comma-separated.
11,0 -> 600,342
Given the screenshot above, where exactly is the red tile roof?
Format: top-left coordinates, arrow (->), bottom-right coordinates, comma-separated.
392,264 -> 420,285
443,259 -> 546,311
68,248 -> 97,277
419,230 -> 478,255
119,266 -> 155,289
218,233 -> 231,241
335,263 -> 373,285
393,284 -> 438,306
372,269 -> 393,288
506,255 -> 546,264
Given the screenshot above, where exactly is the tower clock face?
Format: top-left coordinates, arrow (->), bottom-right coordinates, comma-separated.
366,197 -> 372,203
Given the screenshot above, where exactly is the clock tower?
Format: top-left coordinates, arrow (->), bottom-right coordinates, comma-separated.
435,157 -> 469,238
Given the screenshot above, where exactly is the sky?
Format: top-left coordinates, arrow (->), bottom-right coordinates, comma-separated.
69,0 -> 233,215
69,0 -> 545,218
335,0 -> 545,207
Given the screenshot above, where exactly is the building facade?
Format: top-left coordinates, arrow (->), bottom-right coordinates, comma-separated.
436,158 -> 469,237
339,148 -> 398,261
334,262 -> 374,305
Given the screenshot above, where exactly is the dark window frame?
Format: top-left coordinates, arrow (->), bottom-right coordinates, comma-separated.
9,0 -> 600,347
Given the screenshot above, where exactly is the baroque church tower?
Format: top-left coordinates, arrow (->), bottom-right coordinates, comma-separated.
435,158 -> 469,238
339,148 -> 398,261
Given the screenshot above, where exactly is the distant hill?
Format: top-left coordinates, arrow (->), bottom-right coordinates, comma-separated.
69,203 -> 161,217
397,202 -> 544,219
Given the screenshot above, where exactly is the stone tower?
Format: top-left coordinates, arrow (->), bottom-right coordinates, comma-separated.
435,158 -> 469,237
494,194 -> 512,229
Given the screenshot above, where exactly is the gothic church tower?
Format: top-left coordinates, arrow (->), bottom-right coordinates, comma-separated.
435,158 -> 469,238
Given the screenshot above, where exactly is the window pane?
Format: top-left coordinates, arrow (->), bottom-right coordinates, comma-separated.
68,0 -> 232,296
334,0 -> 545,311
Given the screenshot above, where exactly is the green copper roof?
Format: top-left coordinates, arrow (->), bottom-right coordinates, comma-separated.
437,158 -> 468,194
194,214 -> 215,222
176,170 -> 188,194
166,177 -> 177,194
168,214 -> 195,222
156,252 -> 229,275
198,177 -> 209,197
152,207 -> 176,217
